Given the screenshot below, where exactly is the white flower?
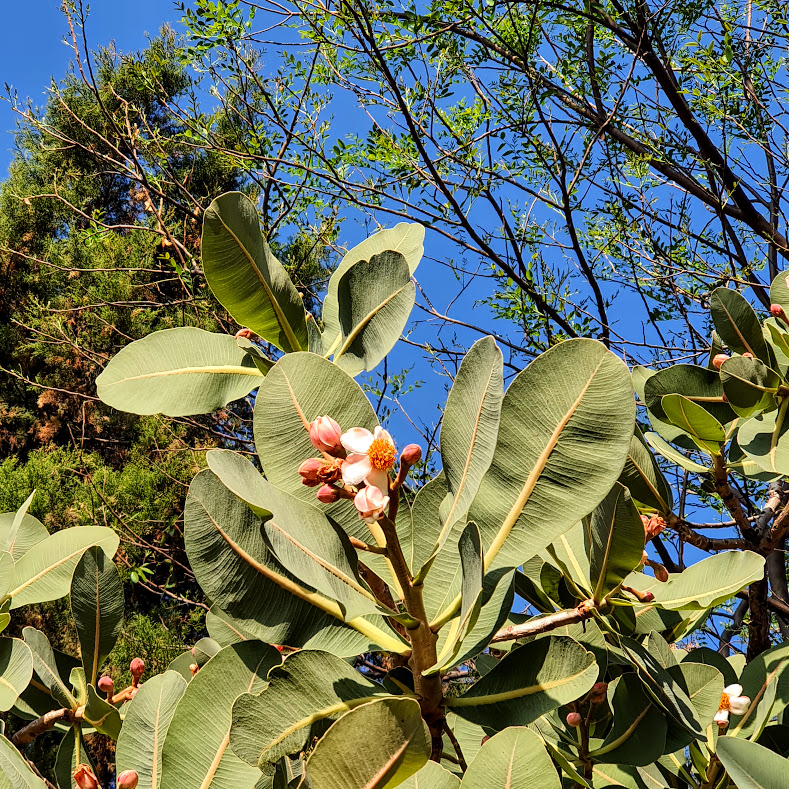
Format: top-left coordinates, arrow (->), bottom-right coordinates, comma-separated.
714,684 -> 750,727
341,426 -> 396,492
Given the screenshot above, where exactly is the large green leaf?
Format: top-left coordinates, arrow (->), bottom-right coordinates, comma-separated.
668,661 -> 723,731
185,470 -> 405,655
70,546 -> 123,685
159,642 -> 280,789
333,250 -> 415,375
618,427 -> 673,513
402,473 -> 448,580
0,638 -> 33,712
301,698 -> 430,789
432,336 -> 503,566
206,450 -> 272,519
459,727 -> 560,789
96,328 -> 264,417
252,352 -> 381,546
623,550 -> 765,610
583,483 -> 645,603
6,526 -> 118,609
720,356 -> 780,418
739,399 -> 789,475
0,733 -> 47,788
644,364 -> 735,425
322,223 -> 424,355
231,650 -> 399,767
446,636 -> 597,729
464,339 -> 634,592
710,287 -> 770,363
116,671 -> 188,789
202,192 -> 308,353
717,736 -> 788,789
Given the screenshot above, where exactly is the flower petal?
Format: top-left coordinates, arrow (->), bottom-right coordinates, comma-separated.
714,710 -> 729,724
729,697 -> 750,716
366,468 -> 390,493
374,426 -> 395,447
342,455 -> 372,485
724,684 -> 743,697
342,427 -> 374,455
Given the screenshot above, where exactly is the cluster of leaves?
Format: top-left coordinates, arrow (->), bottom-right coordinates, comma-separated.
2,193 -> 789,788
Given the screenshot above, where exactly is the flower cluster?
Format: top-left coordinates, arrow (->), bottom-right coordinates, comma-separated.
298,415 -> 421,523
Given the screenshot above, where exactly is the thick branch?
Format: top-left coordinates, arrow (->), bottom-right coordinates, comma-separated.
12,709 -> 73,746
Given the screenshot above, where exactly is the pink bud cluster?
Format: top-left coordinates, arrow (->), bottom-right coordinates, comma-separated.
297,414 -> 423,523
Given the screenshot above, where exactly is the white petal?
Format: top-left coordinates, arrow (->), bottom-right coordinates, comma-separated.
366,468 -> 390,493
342,455 -> 372,485
714,710 -> 729,724
342,428 -> 374,455
729,697 -> 750,716
724,684 -> 743,697
374,426 -> 395,446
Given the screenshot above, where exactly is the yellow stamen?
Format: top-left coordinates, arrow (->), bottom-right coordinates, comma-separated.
719,692 -> 730,711
368,437 -> 396,470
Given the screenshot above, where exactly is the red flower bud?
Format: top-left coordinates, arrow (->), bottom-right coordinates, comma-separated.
298,457 -> 325,487
592,682 -> 608,696
74,765 -> 99,789
234,328 -> 256,340
117,770 -> 139,789
771,304 -> 788,322
97,675 -> 114,695
400,444 -> 422,466
566,712 -> 582,727
641,591 -> 655,602
308,416 -> 343,453
742,352 -> 754,359
712,353 -> 728,370
316,484 -> 340,504
654,565 -> 669,583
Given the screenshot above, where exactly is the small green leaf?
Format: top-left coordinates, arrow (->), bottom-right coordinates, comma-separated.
710,287 -> 770,363
720,356 -> 780,418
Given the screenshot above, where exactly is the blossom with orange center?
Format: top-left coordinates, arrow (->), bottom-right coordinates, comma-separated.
341,426 -> 396,492
714,683 -> 750,727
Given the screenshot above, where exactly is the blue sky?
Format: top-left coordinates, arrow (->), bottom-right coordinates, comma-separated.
0,1 -> 181,173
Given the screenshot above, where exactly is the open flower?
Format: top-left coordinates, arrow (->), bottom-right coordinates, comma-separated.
341,426 -> 396,492
354,485 -> 390,521
714,684 -> 750,727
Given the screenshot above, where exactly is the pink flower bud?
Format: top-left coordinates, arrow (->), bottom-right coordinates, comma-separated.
480,734 -> 491,746
742,352 -> 754,359
309,416 -> 343,453
591,682 -> 608,696
298,457 -> 325,487
74,765 -> 99,789
771,304 -> 788,322
566,712 -> 582,727
189,663 -> 199,675
641,591 -> 655,602
354,485 -> 390,521
712,353 -> 728,370
654,565 -> 669,583
400,444 -> 422,466
316,484 -> 340,504
130,658 -> 145,687
234,328 -> 255,340
97,675 -> 114,694
117,770 -> 139,789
